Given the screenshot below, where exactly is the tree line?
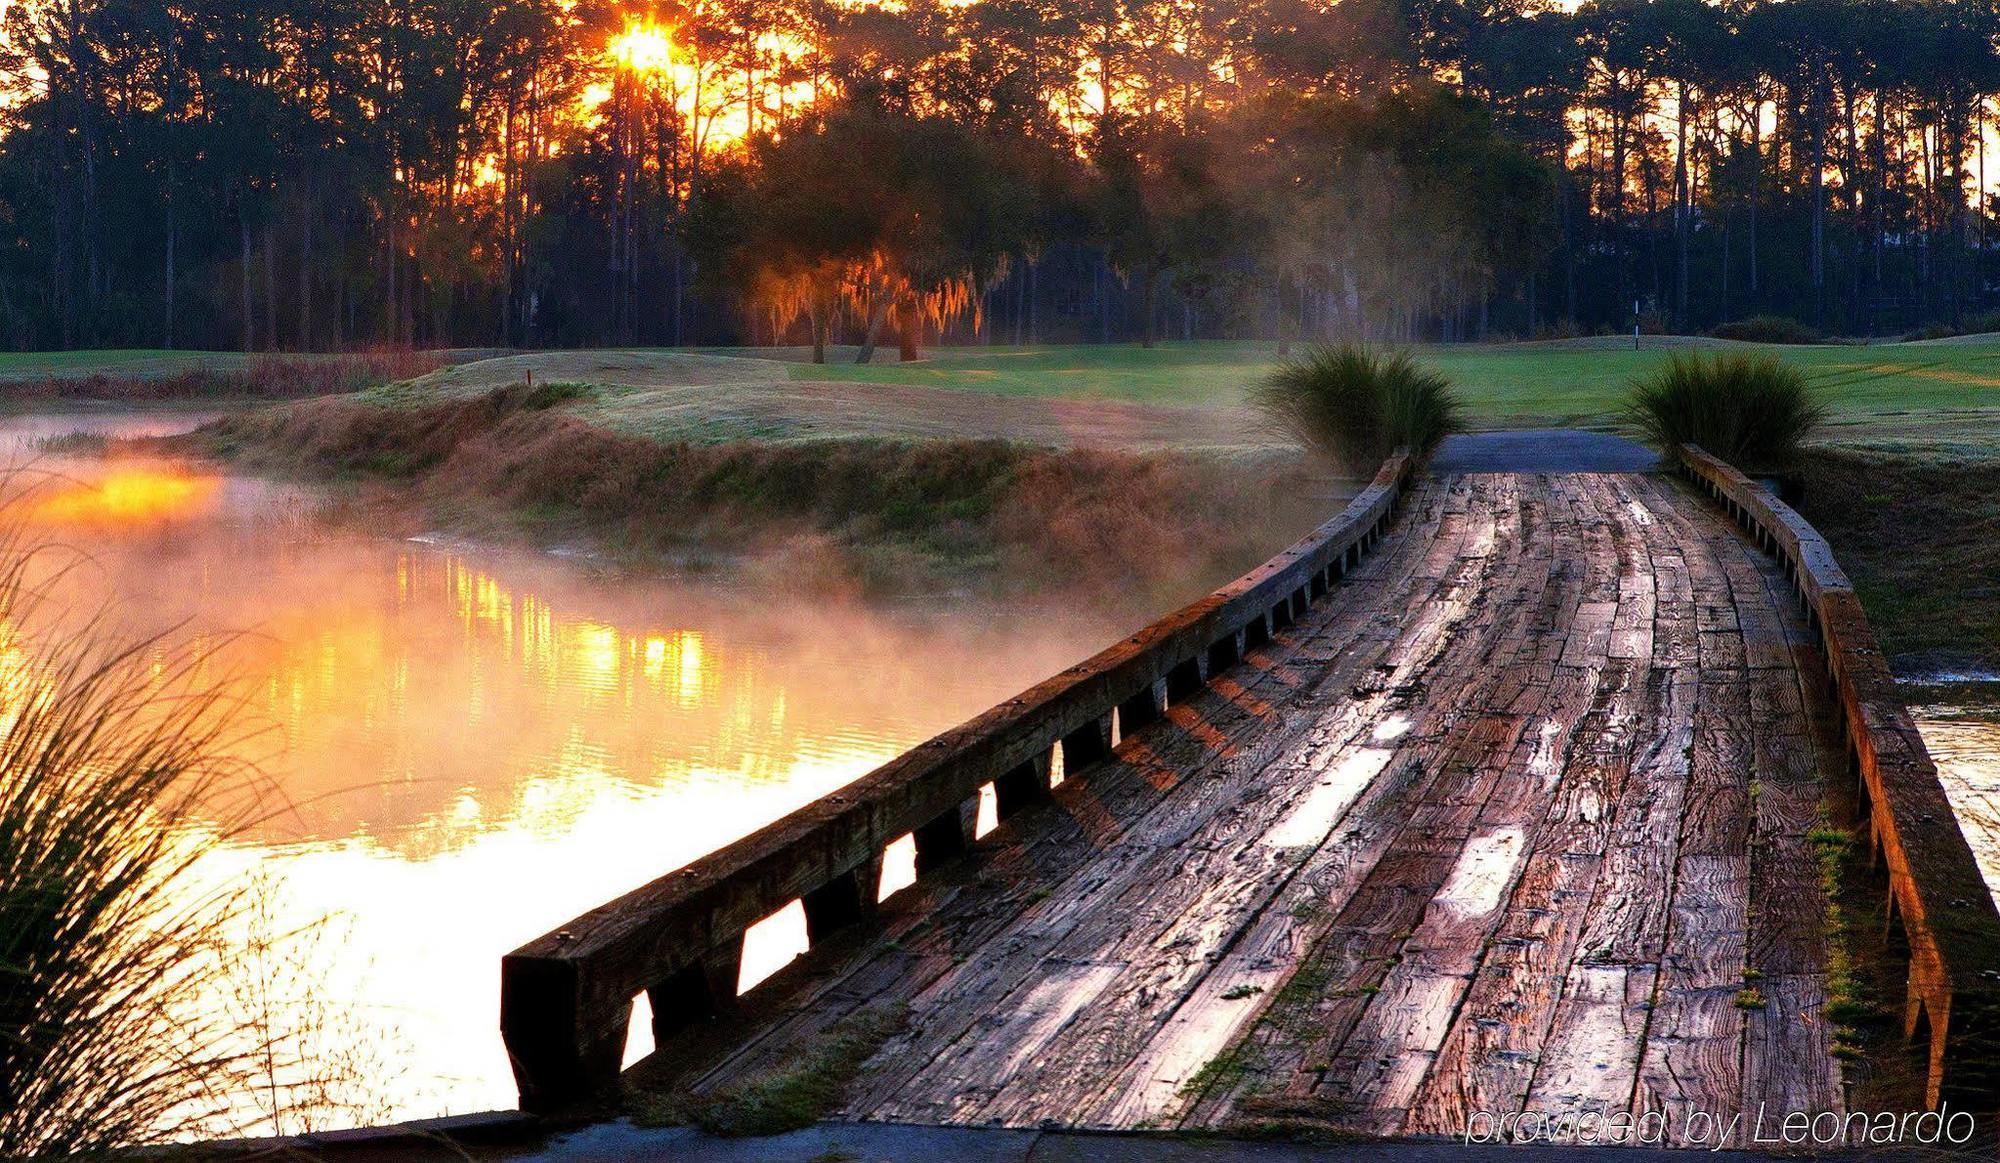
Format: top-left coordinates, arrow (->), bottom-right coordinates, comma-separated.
4,0 -> 1999,354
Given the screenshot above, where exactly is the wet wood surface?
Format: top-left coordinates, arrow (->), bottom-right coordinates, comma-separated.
655,472 -> 1848,1143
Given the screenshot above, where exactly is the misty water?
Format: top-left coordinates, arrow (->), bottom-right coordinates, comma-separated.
1910,685 -> 2000,911
3,411 -> 1122,1133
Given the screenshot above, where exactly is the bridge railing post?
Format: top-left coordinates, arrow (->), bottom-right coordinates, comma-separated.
913,796 -> 979,873
1117,678 -> 1168,737
1061,712 -> 1113,770
802,855 -> 882,942
994,752 -> 1054,820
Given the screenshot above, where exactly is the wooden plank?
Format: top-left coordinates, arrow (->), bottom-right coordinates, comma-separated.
822,478 -> 1484,1122
921,479 -> 1524,1126
1630,510 -> 1754,1142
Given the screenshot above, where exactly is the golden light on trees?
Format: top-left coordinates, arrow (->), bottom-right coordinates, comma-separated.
608,21 -> 676,74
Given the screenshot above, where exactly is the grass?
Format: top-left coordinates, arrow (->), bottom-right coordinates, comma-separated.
1796,449 -> 2000,673
8,336 -> 2000,452
748,338 -> 2000,441
0,494 -> 339,1152
1627,352 -> 1828,469
632,1004 -> 906,1136
1250,344 -> 1463,472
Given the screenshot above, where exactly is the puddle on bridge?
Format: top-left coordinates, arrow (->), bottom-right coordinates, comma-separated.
1912,682 -> 2000,909
0,412 -> 1117,1134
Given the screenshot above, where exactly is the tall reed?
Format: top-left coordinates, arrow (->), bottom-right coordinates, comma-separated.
0,491 -> 338,1153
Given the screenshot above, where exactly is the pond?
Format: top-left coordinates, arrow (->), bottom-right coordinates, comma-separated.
2,412 -> 1120,1133
1910,682 -> 2000,910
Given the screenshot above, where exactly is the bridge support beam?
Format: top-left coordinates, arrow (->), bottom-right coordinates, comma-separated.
502,956 -> 632,1114
1118,679 -> 1168,737
647,942 -> 742,1042
914,797 -> 978,873
1165,655 -> 1209,702
994,753 -> 1053,821
1206,628 -> 1246,674
802,856 -> 882,943
1061,713 -> 1113,770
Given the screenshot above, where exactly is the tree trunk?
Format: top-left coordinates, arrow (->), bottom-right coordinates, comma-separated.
1674,80 -> 1691,329
1811,93 -> 1827,326
898,291 -> 921,361
1139,267 -> 1158,349
263,224 -> 279,350
856,279 -> 892,364
163,160 -> 176,350
1748,105 -> 1761,299
240,214 -> 255,353
299,193 -> 314,350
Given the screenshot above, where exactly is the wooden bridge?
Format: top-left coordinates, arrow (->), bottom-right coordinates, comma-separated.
500,440 -> 2000,1146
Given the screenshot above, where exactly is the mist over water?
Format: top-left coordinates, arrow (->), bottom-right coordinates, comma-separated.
1911,685 -> 2000,911
3,412 -> 1123,1131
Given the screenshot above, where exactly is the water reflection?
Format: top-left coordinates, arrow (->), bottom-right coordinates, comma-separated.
8,427 -> 1116,1131
1913,683 -> 2000,910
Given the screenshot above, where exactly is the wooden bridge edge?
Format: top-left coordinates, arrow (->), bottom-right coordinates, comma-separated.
1677,443 -> 2000,1115
498,448 -> 1420,1113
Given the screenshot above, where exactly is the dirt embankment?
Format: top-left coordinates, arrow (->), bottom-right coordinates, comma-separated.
1797,449 -> 2000,676
188,386 -> 1344,613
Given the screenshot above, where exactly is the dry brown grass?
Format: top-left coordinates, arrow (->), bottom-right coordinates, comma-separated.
188,388 -> 1344,611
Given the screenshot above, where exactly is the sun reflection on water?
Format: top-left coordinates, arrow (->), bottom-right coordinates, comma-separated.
19,463 -> 223,526
12,451 -> 1112,1131
1915,690 -> 2000,908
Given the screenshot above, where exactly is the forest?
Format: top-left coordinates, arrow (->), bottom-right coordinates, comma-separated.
4,0 -> 2000,353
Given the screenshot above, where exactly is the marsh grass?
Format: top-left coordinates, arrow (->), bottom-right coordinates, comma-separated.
191,387 -> 1341,611
0,478 -> 371,1153
1627,352 -> 1828,470
1251,344 -> 1462,473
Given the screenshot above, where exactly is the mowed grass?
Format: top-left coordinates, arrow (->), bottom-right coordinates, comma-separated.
0,350 -> 247,384
779,337 -> 2000,452
6,336 -> 1995,454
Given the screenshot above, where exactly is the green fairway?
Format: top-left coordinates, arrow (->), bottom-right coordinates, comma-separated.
0,349 -> 250,382
7,336 -> 1995,456
784,336 -> 2000,454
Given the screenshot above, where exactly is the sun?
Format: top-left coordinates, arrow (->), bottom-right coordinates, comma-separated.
609,21 -> 676,74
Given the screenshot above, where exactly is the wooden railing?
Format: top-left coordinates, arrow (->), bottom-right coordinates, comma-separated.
1677,444 -> 2000,1111
500,449 -> 1418,1112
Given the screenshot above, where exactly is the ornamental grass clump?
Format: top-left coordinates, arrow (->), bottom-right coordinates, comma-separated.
0,497 -> 355,1153
1627,352 -> 1827,469
1252,344 -> 1462,474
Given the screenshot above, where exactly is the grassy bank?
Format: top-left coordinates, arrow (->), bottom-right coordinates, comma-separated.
0,351 -> 454,406
1796,449 -> 2000,676
189,386 -> 1343,611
